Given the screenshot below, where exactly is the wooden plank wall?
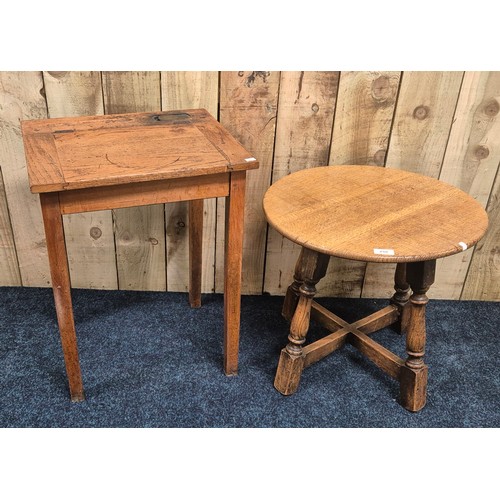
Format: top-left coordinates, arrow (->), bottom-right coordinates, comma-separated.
43,71 -> 118,290
161,72 -> 219,293
0,71 -> 498,301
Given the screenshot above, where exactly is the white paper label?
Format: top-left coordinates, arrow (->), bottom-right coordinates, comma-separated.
374,248 -> 395,256
245,157 -> 257,162
458,242 -> 468,251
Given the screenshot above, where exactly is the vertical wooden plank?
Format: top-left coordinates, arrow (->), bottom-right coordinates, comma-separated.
432,72 -> 500,299
102,71 -> 166,291
360,262 -> 398,299
102,71 -> 160,114
43,71 -> 118,290
324,71 -> 401,298
217,71 -> 280,294
42,71 -> 103,116
0,167 -> 21,285
329,72 -> 401,166
161,71 -> 218,293
263,71 -> 339,296
384,71 -> 464,177
361,71 -> 463,299
462,165 -> 500,301
0,72 -> 50,287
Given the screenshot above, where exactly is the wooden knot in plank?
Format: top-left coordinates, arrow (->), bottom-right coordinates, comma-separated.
89,227 -> 102,240
373,149 -> 386,166
371,75 -> 392,103
413,105 -> 430,120
483,99 -> 499,117
474,145 -> 489,159
47,71 -> 68,79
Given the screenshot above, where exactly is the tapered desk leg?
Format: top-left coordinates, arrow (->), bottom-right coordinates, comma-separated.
40,192 -> 84,402
189,199 -> 204,308
223,171 -> 246,375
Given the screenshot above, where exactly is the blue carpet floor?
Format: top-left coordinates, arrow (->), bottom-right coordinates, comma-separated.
0,286 -> 498,427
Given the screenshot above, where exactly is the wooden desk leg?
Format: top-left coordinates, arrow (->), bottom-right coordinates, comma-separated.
400,260 -> 435,412
40,193 -> 84,402
274,249 -> 330,395
223,171 -> 246,375
188,199 -> 204,308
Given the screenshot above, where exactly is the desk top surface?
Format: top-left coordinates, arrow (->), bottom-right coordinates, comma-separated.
21,109 -> 259,193
263,165 -> 489,263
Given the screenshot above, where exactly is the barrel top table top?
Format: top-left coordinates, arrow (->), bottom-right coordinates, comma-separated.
263,165 -> 489,263
21,108 -> 259,194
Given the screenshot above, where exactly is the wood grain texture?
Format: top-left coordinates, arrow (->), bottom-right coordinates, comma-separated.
223,171 -> 246,374
263,166 -> 488,262
263,71 -> 339,297
161,72 -> 219,293
22,105 -> 257,294
40,192 -> 84,401
391,262 -> 411,334
305,303 -> 398,368
274,248 -> 329,395
2,71 -> 499,301
324,71 -> 401,298
22,110 -> 257,189
400,260 -> 434,412
348,330 -> 404,379
0,168 -> 21,285
43,71 -> 118,290
102,71 -> 165,291
43,71 -> 103,117
112,206 -> 165,291
161,72 -> 218,114
462,166 -> 500,300
102,72 -> 161,114
59,175 -> 228,214
385,71 -> 463,177
288,250 -> 329,348
329,71 -> 400,166
0,72 -> 50,286
310,301 -> 399,334
188,199 -> 204,307
432,72 -> 500,299
361,262 -> 398,299
282,247 -> 306,321
218,71 -> 280,294
362,71 -> 463,298
23,117 -> 232,192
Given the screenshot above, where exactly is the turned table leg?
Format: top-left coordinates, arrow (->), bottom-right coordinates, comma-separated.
282,248 -> 306,322
400,260 -> 435,412
274,248 -> 330,395
223,171 -> 246,375
40,192 -> 84,402
390,263 -> 411,335
188,199 -> 204,308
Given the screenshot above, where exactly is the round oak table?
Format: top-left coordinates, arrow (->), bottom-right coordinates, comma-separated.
263,165 -> 488,412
